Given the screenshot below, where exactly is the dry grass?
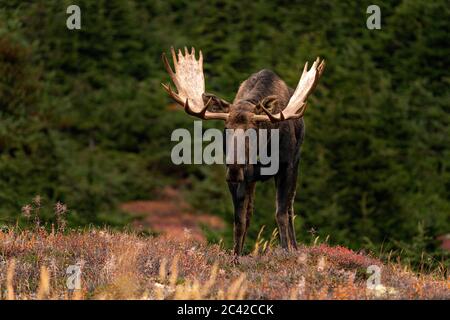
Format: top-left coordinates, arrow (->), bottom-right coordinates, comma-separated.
0,227 -> 449,300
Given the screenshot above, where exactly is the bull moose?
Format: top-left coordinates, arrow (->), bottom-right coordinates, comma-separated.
162,47 -> 325,256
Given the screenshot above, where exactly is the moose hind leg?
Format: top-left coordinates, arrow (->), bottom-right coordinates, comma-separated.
275,189 -> 292,250
276,208 -> 290,250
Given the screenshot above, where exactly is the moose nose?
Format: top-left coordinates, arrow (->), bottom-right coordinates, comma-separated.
226,166 -> 244,183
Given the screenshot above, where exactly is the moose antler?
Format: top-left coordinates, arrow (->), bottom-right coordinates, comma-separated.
253,57 -> 325,122
162,47 -> 229,121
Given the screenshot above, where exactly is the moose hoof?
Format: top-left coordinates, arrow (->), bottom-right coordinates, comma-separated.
231,255 -> 240,265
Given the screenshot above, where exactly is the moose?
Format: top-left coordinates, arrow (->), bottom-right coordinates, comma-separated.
162,47 -> 325,256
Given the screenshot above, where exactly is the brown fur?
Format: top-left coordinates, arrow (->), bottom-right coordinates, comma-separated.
224,69 -> 305,255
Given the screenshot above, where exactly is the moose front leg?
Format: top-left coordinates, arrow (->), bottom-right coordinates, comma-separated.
275,166 -> 298,251
228,181 -> 253,256
241,182 -> 256,253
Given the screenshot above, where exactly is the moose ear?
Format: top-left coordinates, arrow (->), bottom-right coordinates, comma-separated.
202,93 -> 231,113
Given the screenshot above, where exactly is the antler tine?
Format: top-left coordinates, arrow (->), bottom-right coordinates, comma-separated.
257,100 -> 286,123
258,102 -> 278,122
204,96 -> 213,109
312,57 -> 320,69
162,52 -> 175,78
161,83 -> 184,105
199,50 -> 203,66
318,59 -> 326,77
183,98 -> 212,119
162,52 -> 183,92
169,47 -> 179,72
310,58 -> 325,93
301,61 -> 309,78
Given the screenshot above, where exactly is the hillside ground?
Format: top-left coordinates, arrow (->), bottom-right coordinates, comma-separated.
0,228 -> 449,300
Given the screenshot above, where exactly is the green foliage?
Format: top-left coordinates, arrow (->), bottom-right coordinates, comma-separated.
0,0 -> 448,269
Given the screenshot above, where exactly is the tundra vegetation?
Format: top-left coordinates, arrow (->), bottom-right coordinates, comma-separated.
0,212 -> 449,299
0,0 -> 449,297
